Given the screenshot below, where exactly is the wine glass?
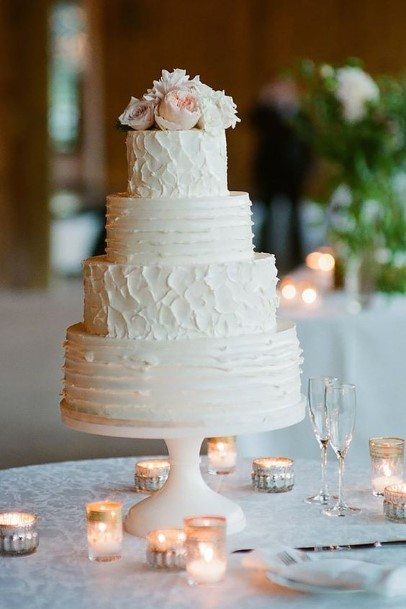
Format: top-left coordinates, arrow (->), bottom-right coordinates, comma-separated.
305,377 -> 339,505
323,383 -> 361,517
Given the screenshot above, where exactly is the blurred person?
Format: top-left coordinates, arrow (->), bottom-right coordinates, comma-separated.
251,78 -> 311,270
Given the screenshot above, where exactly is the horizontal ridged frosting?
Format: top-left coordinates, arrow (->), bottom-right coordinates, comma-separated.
126,129 -> 228,198
62,321 -> 303,426
105,192 -> 254,265
83,253 -> 278,340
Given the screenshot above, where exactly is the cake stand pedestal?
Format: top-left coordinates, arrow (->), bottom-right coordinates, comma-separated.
62,398 -> 305,538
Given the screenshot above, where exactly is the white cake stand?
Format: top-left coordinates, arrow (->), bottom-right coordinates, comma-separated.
62,398 -> 305,537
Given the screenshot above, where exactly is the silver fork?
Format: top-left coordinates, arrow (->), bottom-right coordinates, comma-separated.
277,549 -> 311,566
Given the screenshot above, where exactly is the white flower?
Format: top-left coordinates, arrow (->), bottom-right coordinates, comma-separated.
155,88 -> 201,130
118,97 -> 155,130
193,79 -> 240,132
144,68 -> 192,103
335,67 -> 379,122
320,64 -> 334,79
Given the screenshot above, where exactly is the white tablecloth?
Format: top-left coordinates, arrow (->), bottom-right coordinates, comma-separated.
1,457 -> 406,609
242,293 -> 406,464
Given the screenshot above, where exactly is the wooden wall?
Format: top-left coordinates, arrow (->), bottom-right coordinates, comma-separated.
98,0 -> 406,195
0,0 -> 49,288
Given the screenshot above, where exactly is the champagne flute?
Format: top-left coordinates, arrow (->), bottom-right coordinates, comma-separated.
305,377 -> 339,504
323,383 -> 361,517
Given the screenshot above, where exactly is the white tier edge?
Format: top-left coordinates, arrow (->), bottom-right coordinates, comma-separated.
83,252 -> 278,340
126,129 -> 228,199
62,319 -> 303,428
105,191 -> 254,265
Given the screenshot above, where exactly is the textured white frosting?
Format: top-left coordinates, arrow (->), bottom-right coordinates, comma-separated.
105,192 -> 254,265
62,320 -> 302,426
126,129 -> 228,198
83,253 -> 278,340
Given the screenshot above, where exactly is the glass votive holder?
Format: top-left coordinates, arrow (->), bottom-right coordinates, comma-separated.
207,436 -> 237,475
369,437 -> 404,496
134,459 -> 170,493
0,512 -> 39,556
384,484 -> 406,522
86,501 -> 123,562
252,457 -> 295,493
184,516 -> 227,585
146,528 -> 186,569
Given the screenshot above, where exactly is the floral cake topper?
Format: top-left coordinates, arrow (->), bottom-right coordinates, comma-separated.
118,69 -> 240,133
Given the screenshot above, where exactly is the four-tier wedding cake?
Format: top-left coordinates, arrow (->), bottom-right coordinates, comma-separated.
61,69 -> 302,429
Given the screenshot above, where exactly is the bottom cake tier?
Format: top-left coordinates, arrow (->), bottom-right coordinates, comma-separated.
62,320 -> 302,427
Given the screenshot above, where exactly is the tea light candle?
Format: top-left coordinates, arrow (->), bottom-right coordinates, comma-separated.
252,457 -> 295,492
369,437 -> 404,496
134,459 -> 170,493
207,437 -> 237,475
0,511 -> 38,556
86,501 -> 123,562
384,483 -> 406,522
184,516 -> 227,585
146,528 -> 186,569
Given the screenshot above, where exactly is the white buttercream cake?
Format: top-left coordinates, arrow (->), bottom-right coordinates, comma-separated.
61,69 -> 302,428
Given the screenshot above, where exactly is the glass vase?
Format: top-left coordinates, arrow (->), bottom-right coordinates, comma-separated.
344,251 -> 376,313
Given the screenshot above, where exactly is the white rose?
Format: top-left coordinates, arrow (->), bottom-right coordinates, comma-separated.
118,97 -> 155,130
144,68 -> 192,103
335,67 -> 379,122
197,95 -> 224,132
214,91 -> 240,129
155,88 -> 201,131
194,83 -> 240,132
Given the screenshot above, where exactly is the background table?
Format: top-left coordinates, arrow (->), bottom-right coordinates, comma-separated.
243,292 -> 406,463
1,456 -> 406,609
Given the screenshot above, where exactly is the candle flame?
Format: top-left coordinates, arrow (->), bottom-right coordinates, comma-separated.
199,542 -> 214,563
383,464 -> 392,477
281,283 -> 297,300
302,287 -> 317,304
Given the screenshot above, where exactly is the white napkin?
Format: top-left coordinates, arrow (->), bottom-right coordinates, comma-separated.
242,546 -> 406,596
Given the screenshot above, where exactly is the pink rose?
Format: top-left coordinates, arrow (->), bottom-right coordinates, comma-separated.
155,88 -> 201,130
118,97 -> 155,130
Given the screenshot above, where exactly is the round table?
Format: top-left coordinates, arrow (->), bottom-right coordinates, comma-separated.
1,456 -> 406,609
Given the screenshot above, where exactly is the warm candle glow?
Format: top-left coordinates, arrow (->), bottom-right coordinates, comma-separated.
301,286 -> 318,304
306,251 -> 335,272
86,501 -> 123,562
146,528 -> 186,569
281,282 -> 297,300
0,511 -> 39,556
369,437 -> 404,496
252,457 -> 295,493
185,516 -> 227,585
207,437 -> 237,475
135,459 -> 170,492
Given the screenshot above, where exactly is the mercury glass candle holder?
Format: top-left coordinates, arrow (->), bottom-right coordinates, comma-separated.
146,528 -> 186,569
0,512 -> 39,556
207,437 -> 237,475
252,457 -> 295,493
86,501 -> 123,562
134,459 -> 170,493
369,437 -> 404,496
184,516 -> 227,585
384,484 -> 406,522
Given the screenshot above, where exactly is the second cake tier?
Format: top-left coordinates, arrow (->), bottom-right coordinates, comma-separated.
84,253 -> 278,340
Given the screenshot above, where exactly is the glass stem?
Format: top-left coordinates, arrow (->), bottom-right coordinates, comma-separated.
338,454 -> 345,509
320,442 -> 328,499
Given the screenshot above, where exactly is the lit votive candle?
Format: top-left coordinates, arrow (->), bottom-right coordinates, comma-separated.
252,457 -> 295,493
0,511 -> 38,556
146,528 -> 186,569
207,437 -> 237,475
134,459 -> 170,493
184,516 -> 227,585
384,484 -> 406,522
369,437 -> 404,496
86,501 -> 123,562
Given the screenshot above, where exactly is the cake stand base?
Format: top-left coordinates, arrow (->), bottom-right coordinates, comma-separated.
125,437 -> 245,537
62,397 -> 305,537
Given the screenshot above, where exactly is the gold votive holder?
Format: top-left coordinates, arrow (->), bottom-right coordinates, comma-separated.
0,512 -> 39,556
383,484 -> 406,522
207,436 -> 237,475
369,437 -> 404,496
86,501 -> 123,562
184,516 -> 227,585
134,459 -> 170,493
252,457 -> 295,493
146,528 -> 186,569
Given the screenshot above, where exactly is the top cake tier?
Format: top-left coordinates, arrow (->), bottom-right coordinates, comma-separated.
126,129 -> 228,199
